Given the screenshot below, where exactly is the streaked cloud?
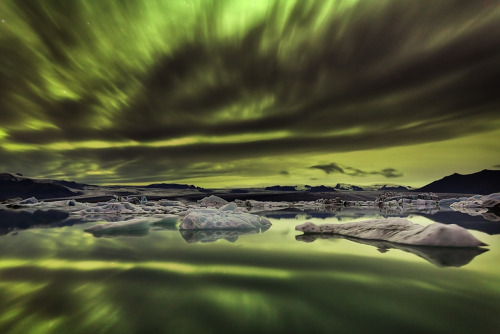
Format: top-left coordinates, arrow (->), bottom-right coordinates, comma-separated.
310,163 -> 403,178
0,0 -> 499,185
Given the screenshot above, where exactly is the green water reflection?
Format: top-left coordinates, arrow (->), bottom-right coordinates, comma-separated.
0,213 -> 499,334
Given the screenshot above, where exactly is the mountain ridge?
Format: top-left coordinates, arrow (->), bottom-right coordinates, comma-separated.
417,170 -> 500,195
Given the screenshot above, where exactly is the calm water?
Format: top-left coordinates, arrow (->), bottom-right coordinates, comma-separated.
0,209 -> 499,334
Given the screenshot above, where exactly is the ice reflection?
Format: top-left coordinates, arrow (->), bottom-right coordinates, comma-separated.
263,208 -> 500,235
85,216 -> 179,238
296,234 -> 488,268
180,227 -> 268,244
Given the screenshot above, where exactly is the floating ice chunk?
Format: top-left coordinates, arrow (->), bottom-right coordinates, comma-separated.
296,222 -> 321,233
18,197 -> 38,205
220,202 -> 237,211
450,193 -> 500,220
438,198 -> 462,208
295,218 -> 486,247
198,195 -> 227,208
79,202 -> 145,215
451,193 -> 500,209
244,200 -> 289,208
180,209 -> 271,230
158,200 -> 185,207
124,196 -> 141,204
451,199 -> 483,209
234,207 -> 249,213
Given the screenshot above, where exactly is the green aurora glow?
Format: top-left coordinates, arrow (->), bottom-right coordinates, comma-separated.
1,0 -> 499,187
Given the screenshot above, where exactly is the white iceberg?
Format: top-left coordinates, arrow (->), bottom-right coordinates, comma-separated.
451,193 -> 500,209
19,197 -> 39,205
449,193 -> 500,220
295,218 -> 486,247
180,208 -> 271,230
197,195 -> 227,208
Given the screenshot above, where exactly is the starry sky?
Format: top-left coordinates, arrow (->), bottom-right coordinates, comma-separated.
0,0 -> 499,187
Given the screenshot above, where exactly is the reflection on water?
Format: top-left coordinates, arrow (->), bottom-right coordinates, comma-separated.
180,228 -> 263,243
0,209 -> 71,235
88,226 -> 150,238
86,216 -> 179,238
0,224 -> 499,334
262,208 -> 500,235
0,207 -> 499,333
296,234 -> 489,268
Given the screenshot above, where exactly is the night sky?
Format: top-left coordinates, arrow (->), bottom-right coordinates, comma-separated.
1,0 -> 499,187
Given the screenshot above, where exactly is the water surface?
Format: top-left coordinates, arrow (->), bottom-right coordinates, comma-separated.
0,209 -> 499,333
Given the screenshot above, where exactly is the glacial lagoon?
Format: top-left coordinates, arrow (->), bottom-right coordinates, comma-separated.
0,208 -> 499,334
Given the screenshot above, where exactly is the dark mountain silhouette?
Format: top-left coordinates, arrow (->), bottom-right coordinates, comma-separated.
229,188 -> 249,194
380,185 -> 409,191
146,183 -> 204,190
419,211 -> 500,235
418,170 -> 500,195
335,183 -> 364,191
307,185 -> 336,192
49,179 -> 91,190
265,185 -> 296,191
0,173 -> 82,200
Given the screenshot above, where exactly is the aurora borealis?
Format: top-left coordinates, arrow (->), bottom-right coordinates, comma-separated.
1,0 -> 499,187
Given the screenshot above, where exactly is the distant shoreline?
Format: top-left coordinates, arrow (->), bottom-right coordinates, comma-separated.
40,190 -> 478,204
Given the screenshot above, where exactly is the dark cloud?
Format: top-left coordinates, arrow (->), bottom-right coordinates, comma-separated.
310,163 -> 344,175
377,169 -> 404,179
279,171 -> 290,177
0,0 -> 499,183
3,1 -> 500,142
493,165 -> 500,169
310,163 -> 403,179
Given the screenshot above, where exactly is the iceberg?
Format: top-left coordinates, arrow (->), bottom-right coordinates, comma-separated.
295,218 -> 486,247
180,207 -> 271,230
79,202 -> 145,215
197,195 -> 227,208
451,193 -> 500,210
450,193 -> 500,220
19,197 -> 39,205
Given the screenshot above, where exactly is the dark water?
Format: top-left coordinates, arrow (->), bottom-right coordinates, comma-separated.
0,209 -> 499,334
